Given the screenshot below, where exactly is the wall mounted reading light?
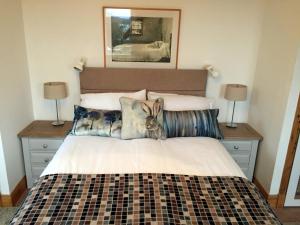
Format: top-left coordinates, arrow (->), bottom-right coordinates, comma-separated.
73,58 -> 86,72
204,65 -> 220,78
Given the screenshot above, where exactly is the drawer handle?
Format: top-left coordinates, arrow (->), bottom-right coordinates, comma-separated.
44,158 -> 50,163
234,145 -> 239,150
42,144 -> 48,149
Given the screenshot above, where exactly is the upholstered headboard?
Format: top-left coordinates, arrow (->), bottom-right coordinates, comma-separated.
80,68 -> 208,96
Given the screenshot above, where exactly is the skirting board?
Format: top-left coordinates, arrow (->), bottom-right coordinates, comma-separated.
0,176 -> 27,207
253,177 -> 278,208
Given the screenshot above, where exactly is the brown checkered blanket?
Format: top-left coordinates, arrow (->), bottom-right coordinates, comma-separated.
11,174 -> 281,224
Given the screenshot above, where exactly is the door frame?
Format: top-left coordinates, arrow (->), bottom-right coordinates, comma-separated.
277,93 -> 300,207
285,133 -> 300,206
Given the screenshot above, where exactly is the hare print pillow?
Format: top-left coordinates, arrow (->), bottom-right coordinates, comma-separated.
120,97 -> 166,140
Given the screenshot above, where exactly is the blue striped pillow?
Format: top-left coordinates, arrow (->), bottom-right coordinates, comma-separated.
163,109 -> 223,139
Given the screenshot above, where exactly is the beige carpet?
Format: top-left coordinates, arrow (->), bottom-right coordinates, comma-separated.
0,207 -> 17,225
0,207 -> 299,225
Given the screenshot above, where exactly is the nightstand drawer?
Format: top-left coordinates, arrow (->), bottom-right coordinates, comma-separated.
241,168 -> 248,175
29,138 -> 63,150
231,154 -> 250,165
32,165 -> 46,181
222,141 -> 252,151
30,151 -> 56,164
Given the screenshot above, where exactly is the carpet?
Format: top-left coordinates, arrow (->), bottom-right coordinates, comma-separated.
0,207 -> 17,225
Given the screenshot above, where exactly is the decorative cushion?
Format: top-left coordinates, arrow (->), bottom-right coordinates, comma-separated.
120,97 -> 166,140
163,109 -> 223,139
71,105 -> 122,138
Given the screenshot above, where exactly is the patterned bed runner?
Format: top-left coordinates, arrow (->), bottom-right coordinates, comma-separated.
11,174 -> 281,224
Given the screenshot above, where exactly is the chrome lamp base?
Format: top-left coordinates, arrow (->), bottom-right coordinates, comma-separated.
226,122 -> 237,128
52,120 -> 65,126
227,100 -> 238,128
51,99 -> 64,126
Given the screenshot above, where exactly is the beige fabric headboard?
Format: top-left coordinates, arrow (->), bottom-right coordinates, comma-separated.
80,68 -> 208,96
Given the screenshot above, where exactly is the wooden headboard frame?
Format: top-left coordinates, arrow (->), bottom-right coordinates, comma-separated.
80,68 -> 208,96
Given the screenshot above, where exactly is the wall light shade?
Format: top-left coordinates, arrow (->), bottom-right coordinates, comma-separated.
224,84 -> 247,128
44,82 -> 68,126
205,65 -> 220,78
73,58 -> 86,72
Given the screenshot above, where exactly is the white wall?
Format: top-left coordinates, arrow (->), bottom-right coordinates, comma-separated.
249,0 -> 300,193
0,0 -> 33,194
21,0 -> 265,123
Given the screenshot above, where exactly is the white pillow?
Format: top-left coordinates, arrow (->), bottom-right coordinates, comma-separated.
80,89 -> 146,110
148,91 -> 215,111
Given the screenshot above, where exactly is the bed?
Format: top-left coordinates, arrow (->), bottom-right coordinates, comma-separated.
112,41 -> 170,62
10,68 -> 281,224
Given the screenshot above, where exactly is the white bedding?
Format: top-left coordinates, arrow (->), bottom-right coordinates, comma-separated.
42,136 -> 245,178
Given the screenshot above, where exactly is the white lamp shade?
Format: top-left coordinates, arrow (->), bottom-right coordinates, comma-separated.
44,82 -> 68,99
225,84 -> 247,101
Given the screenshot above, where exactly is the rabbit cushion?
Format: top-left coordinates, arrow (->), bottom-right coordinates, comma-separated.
120,97 -> 166,140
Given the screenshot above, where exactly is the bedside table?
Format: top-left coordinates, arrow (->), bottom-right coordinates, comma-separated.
18,120 -> 72,188
219,123 -> 263,181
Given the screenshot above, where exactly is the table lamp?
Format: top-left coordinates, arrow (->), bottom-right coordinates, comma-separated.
224,84 -> 247,128
44,82 -> 68,126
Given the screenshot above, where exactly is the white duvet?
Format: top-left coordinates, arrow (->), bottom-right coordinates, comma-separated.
42,135 -> 245,178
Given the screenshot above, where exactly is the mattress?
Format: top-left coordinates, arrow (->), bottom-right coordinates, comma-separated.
10,136 -> 281,224
42,135 -> 245,178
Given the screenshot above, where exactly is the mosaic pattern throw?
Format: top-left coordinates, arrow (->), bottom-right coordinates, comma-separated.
10,174 -> 281,225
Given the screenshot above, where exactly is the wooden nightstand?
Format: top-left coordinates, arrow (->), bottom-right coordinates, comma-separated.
18,120 -> 72,188
219,123 -> 263,181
